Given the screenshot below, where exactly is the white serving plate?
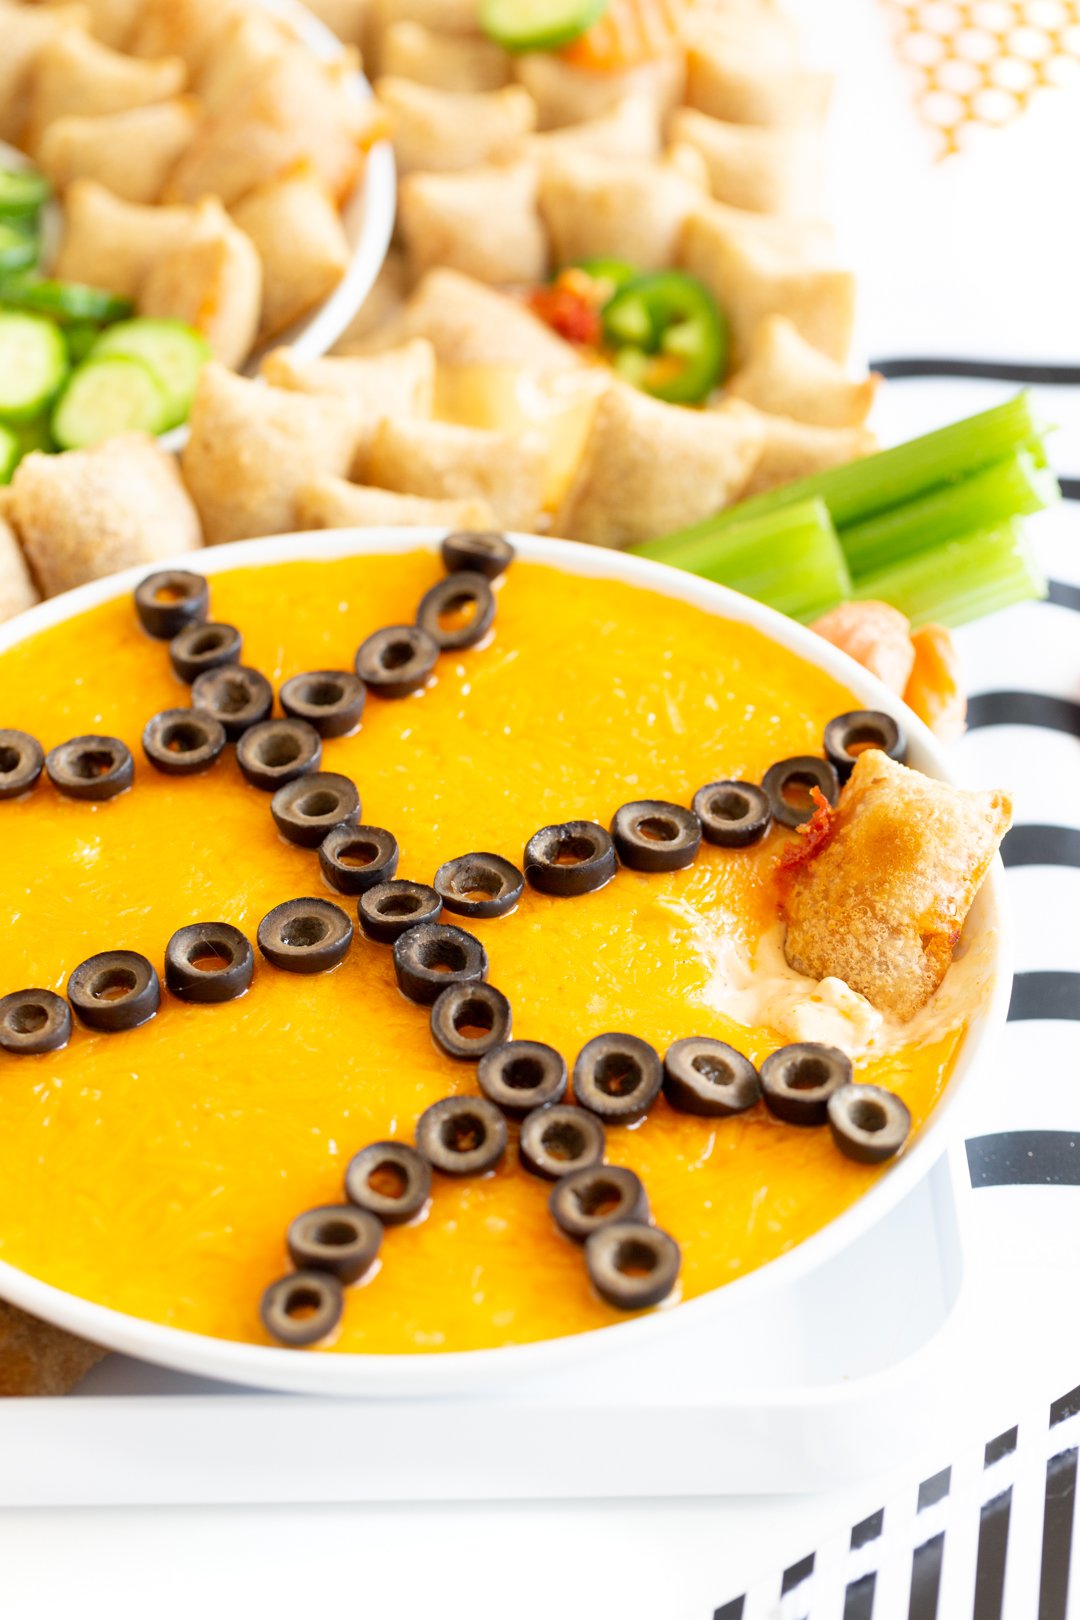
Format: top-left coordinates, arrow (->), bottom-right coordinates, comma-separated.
0,527 -> 1012,1399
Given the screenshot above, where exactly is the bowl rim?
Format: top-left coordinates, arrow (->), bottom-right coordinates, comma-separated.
0,527 -> 1013,1396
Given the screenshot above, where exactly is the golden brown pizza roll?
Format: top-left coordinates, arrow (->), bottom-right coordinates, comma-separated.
181,364 -> 363,544
513,50 -> 683,130
194,9 -> 291,116
374,0 -> 482,34
53,179 -> 199,298
399,268 -> 583,375
736,407 -> 876,497
811,600 -> 916,697
36,96 -> 200,204
231,166 -> 349,343
0,1302 -> 106,1398
333,247 -> 409,353
261,339 -> 435,470
556,386 -> 763,549
380,20 -> 510,92
679,195 -> 834,268
11,434 -> 202,596
297,476 -> 497,532
0,3 -> 87,143
667,107 -> 823,216
781,750 -> 1011,1022
367,418 -> 546,532
0,512 -> 40,624
139,202 -> 262,370
686,40 -> 831,128
41,0 -> 140,50
129,0 -> 245,71
539,149 -> 705,273
302,0 -> 375,53
527,94 -> 661,169
26,28 -> 187,149
398,162 -> 547,287
726,314 -> 879,428
375,77 -> 536,173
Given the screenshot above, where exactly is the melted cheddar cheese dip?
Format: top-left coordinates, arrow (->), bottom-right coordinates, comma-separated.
0,553 -> 966,1354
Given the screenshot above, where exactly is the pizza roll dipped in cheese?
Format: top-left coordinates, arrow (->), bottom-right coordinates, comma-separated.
231,166 -> 350,342
380,21 -> 511,92
398,162 -> 547,286
737,408 -> 876,497
375,78 -> 536,173
36,97 -> 200,204
53,180 -> 199,298
685,40 -> 831,127
781,751 -> 1011,1022
367,418 -> 547,533
261,339 -> 435,470
727,315 -> 879,429
26,29 -> 187,149
527,95 -> 661,168
139,203 -> 262,370
0,508 -> 40,624
297,477 -> 497,533
0,2 -> 86,143
513,50 -> 683,131
668,108 -> 824,217
539,150 -> 705,274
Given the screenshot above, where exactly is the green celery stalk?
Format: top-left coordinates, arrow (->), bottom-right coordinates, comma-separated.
852,520 -> 1047,628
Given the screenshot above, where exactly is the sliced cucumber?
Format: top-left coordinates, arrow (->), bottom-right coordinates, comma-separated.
90,318 -> 211,430
0,220 -> 40,277
0,169 -> 50,220
51,355 -> 169,450
0,278 -> 134,324
65,320 -> 103,366
0,312 -> 68,424
14,414 -> 55,458
479,0 -> 609,52
0,424 -> 17,484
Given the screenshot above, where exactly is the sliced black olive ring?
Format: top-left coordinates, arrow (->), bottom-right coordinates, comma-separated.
191,665 -> 273,742
827,1083 -> 912,1164
549,1166 -> 649,1244
261,1270 -> 343,1347
415,1095 -> 508,1177
67,949 -> 160,1032
286,1204 -> 383,1284
585,1222 -> 680,1311
416,570 -> 496,651
610,799 -> 701,873
761,755 -> 839,830
46,735 -> 134,801
392,922 -> 487,1006
344,1141 -> 432,1226
573,1033 -> 663,1125
0,728 -> 44,800
430,981 -> 512,1061
662,1037 -> 761,1117
134,569 -> 209,640
236,718 -> 322,792
519,1104 -> 605,1181
433,851 -> 524,919
692,780 -> 772,848
169,621 -> 242,685
270,772 -> 360,849
359,879 -> 441,945
0,988 -> 72,1055
355,624 -> 438,699
280,669 -> 366,738
142,708 -> 226,776
441,529 -> 515,580
319,824 -> 399,897
477,1040 -> 568,1120
523,820 -> 617,898
824,709 -> 906,783
760,1041 -> 852,1126
164,922 -> 254,1004
257,898 -> 353,974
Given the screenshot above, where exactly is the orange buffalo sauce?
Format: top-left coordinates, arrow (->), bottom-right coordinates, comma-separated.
0,554 -> 964,1353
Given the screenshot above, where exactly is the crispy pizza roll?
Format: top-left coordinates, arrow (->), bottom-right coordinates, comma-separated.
387,267 -> 582,374
374,0 -> 483,34
139,202 -> 262,370
539,150 -> 705,274
726,314 -> 879,428
36,97 -> 200,204
297,476 -> 497,532
811,600 -> 915,696
513,50 -> 683,130
556,387 -> 764,549
195,10 -> 291,116
129,0 -> 245,71
781,750 -> 1011,1022
375,77 -> 536,174
181,364 -> 363,544
303,0 -> 375,52
41,0 -> 140,50
11,434 -> 201,596
0,3 -> 87,143
679,195 -> 834,267
53,180 -> 199,298
261,339 -> 435,469
685,41 -> 831,128
667,107 -> 823,216
0,1301 -> 106,1398
334,247 -> 408,353
232,166 -> 349,342
26,29 -> 187,148
367,418 -> 546,532
526,94 -> 661,168
737,408 -> 876,497
398,162 -> 547,287
0,512 -> 40,624
380,21 -> 510,92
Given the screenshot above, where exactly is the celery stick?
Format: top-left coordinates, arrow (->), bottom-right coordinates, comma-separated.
852,521 -> 1047,628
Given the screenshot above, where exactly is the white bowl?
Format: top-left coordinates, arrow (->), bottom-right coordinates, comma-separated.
0,529 -> 1011,1396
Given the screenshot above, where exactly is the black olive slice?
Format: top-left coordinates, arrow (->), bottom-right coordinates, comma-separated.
355,625 -> 438,699
261,1270 -> 343,1347
142,709 -> 226,776
236,719 -> 322,791
827,1083 -> 912,1164
415,1095 -> 508,1177
67,949 -> 160,1031
46,735 -> 134,801
573,1033 -> 663,1125
549,1165 -> 649,1244
191,665 -> 273,741
585,1222 -> 680,1310
0,988 -> 72,1054
319,824 -> 399,896
760,1041 -> 852,1126
286,1204 -> 383,1284
392,922 -> 487,1005
523,820 -> 617,898
441,530 -> 514,579
270,772 -> 361,848
692,780 -> 772,848
169,621 -> 242,684
257,898 -> 353,974
280,669 -> 366,737
610,799 -> 701,872
359,880 -> 441,944
134,569 -> 209,640
662,1037 -> 761,1117
824,710 -> 907,782
430,981 -> 512,1061
416,571 -> 496,651
433,851 -> 524,919
344,1141 -> 432,1226
164,922 -> 254,1004
519,1104 -> 605,1181
761,755 -> 839,830
0,729 -> 44,799
478,1040 -> 568,1120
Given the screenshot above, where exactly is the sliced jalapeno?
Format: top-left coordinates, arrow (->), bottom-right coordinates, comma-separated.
601,269 -> 728,406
